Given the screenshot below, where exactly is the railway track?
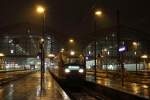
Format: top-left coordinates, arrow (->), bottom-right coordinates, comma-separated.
57,79 -> 110,100
49,69 -> 148,100
49,69 -> 108,100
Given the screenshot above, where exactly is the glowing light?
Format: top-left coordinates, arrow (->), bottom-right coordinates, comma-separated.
103,48 -> 107,52
86,57 -> 88,60
70,51 -> 75,56
65,68 -> 70,73
142,85 -> 149,89
10,50 -> 14,54
107,51 -> 110,55
119,46 -> 126,52
132,42 -> 138,46
48,54 -> 55,58
36,5 -> 45,14
95,10 -> 102,16
79,69 -> 84,73
60,48 -> 64,52
0,53 -> 5,57
40,38 -> 44,42
69,39 -> 74,43
134,51 -> 137,55
89,51 -> 91,55
141,54 -> 148,59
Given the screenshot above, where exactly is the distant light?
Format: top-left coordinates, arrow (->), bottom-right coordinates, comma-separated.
0,53 -> 5,57
134,51 -> 137,55
141,54 -> 148,59
10,50 -> 14,54
9,39 -> 13,43
79,69 -> 84,73
88,51 -> 91,55
142,85 -> 148,89
47,37 -> 51,40
107,51 -> 110,55
48,54 -> 55,58
95,10 -> 102,16
86,57 -> 88,60
60,48 -> 64,52
65,68 -> 70,73
40,38 -> 44,42
70,51 -> 75,56
37,55 -> 40,59
69,39 -> 74,43
132,42 -> 138,46
103,48 -> 107,52
119,46 -> 126,52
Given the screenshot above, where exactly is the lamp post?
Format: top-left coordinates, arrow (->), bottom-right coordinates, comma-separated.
132,41 -> 139,74
36,5 -> 46,93
93,10 -> 102,82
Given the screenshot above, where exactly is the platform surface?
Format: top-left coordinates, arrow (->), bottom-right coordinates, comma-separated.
0,71 -> 70,100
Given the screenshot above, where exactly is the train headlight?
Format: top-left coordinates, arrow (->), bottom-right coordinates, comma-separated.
79,69 -> 84,73
65,68 -> 70,73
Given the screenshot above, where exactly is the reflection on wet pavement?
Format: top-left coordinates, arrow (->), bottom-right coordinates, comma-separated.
86,75 -> 150,99
0,72 -> 70,100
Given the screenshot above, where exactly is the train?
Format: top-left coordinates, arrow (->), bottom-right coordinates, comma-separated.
52,50 -> 86,79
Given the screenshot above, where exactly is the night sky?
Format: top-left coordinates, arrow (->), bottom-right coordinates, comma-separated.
0,0 -> 150,45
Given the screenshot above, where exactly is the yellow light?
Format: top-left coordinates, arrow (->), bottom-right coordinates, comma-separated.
36,5 -> 45,14
134,51 -> 137,55
69,39 -> 74,43
132,42 -> 138,46
141,54 -> 148,59
48,54 -> 55,58
103,48 -> 107,52
142,85 -> 149,89
70,51 -> 75,56
60,48 -> 64,52
0,53 -> 5,57
95,10 -> 102,16
40,38 -> 44,42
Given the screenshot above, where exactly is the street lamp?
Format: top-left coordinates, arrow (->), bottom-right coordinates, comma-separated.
70,50 -> 75,56
37,6 -> 45,14
93,10 -> 103,82
36,5 -> 46,93
132,41 -> 139,74
95,10 -> 103,16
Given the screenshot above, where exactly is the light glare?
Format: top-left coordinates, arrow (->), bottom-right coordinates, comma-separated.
70,51 -> 75,56
37,6 -> 45,13
141,54 -> 148,59
95,10 -> 102,16
0,53 -> 5,57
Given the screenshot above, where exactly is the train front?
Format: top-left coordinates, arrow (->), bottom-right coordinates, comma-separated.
62,51 -> 86,79
64,63 -> 85,79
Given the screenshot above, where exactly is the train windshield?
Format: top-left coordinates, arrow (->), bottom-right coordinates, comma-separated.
64,57 -> 84,65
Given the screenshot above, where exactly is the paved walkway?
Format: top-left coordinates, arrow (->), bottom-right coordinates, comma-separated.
0,71 -> 70,100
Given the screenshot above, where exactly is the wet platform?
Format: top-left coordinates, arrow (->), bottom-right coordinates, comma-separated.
87,75 -> 150,99
0,71 -> 70,100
